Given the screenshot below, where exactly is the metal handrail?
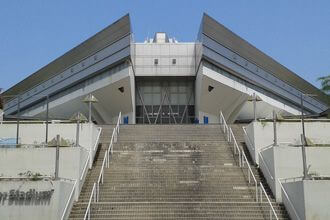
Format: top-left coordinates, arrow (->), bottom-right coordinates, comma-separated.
258,151 -> 274,180
242,151 -> 258,201
93,127 -> 102,152
61,179 -> 77,220
83,183 -> 97,220
259,182 -> 279,220
242,126 -> 255,150
96,149 -> 108,202
219,112 -> 230,140
219,111 -> 258,202
95,112 -> 121,202
229,127 -> 241,166
278,179 -> 301,220
81,154 -> 90,182
0,120 -> 74,124
90,127 -> 102,168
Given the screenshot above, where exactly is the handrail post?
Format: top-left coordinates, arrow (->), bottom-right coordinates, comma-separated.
238,150 -> 241,167
93,187 -> 96,202
97,183 -> 99,202
113,128 -> 117,143
255,184 -> 258,202
102,167 -> 104,184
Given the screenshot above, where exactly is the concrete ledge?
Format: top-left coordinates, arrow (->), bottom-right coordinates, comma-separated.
259,145 -> 330,202
281,179 -> 330,220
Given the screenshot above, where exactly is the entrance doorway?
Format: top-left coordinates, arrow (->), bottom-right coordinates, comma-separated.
136,77 -> 195,124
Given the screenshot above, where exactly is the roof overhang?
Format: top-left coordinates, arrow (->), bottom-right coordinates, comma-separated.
4,14 -> 132,98
198,13 -> 329,109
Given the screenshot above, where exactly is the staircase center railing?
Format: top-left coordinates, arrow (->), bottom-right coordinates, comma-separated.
219,111 -> 279,220
220,112 -> 281,220
260,182 -> 279,220
83,112 -> 121,219
219,112 -> 258,197
259,149 -> 275,180
278,178 -> 302,220
60,179 -> 77,220
83,183 -> 97,220
242,126 -> 255,151
60,126 -> 102,220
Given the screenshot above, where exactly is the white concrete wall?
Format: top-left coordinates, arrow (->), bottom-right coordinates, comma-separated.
281,180 -> 305,220
0,179 -> 74,220
0,123 -> 99,151
246,121 -> 330,164
0,147 -> 88,181
134,43 -> 195,77
303,180 -> 330,220
282,180 -> 330,220
260,146 -> 330,202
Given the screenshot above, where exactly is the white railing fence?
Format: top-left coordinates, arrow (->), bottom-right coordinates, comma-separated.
258,150 -> 274,181
242,126 -> 255,151
219,111 -> 258,202
278,178 -> 302,220
259,182 -> 279,220
60,126 -> 102,220
90,127 -> 102,168
241,150 -> 258,202
83,183 -> 97,220
61,179 -> 78,220
94,112 -> 121,205
219,112 -> 242,166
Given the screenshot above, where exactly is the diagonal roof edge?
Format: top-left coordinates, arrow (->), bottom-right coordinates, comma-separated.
200,13 -> 329,106
4,14 -> 131,98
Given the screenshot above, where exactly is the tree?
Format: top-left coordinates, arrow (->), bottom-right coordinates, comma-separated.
318,75 -> 330,95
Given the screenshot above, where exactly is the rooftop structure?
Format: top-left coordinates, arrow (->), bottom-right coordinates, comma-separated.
2,14 -> 328,125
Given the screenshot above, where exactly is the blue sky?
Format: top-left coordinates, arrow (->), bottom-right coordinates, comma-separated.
1,0 -> 330,91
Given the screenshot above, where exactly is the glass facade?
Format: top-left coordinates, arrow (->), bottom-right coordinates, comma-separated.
136,77 -> 195,124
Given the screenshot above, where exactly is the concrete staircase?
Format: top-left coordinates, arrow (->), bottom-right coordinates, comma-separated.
69,124 -> 289,220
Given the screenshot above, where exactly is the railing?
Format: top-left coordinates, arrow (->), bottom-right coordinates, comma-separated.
96,150 -> 108,202
93,112 -> 121,205
278,179 -> 301,220
242,126 -> 254,150
242,150 -> 258,202
219,111 -> 258,202
259,182 -> 279,220
258,151 -> 274,180
83,183 -> 97,220
90,127 -> 102,168
59,126 -> 103,220
0,119 -> 74,124
219,112 -> 241,166
61,179 -> 77,220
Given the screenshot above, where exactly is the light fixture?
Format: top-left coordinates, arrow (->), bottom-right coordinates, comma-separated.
118,87 -> 124,93
83,94 -> 98,123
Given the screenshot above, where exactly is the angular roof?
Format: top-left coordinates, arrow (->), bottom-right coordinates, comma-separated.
200,13 -> 329,106
4,14 -> 131,98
